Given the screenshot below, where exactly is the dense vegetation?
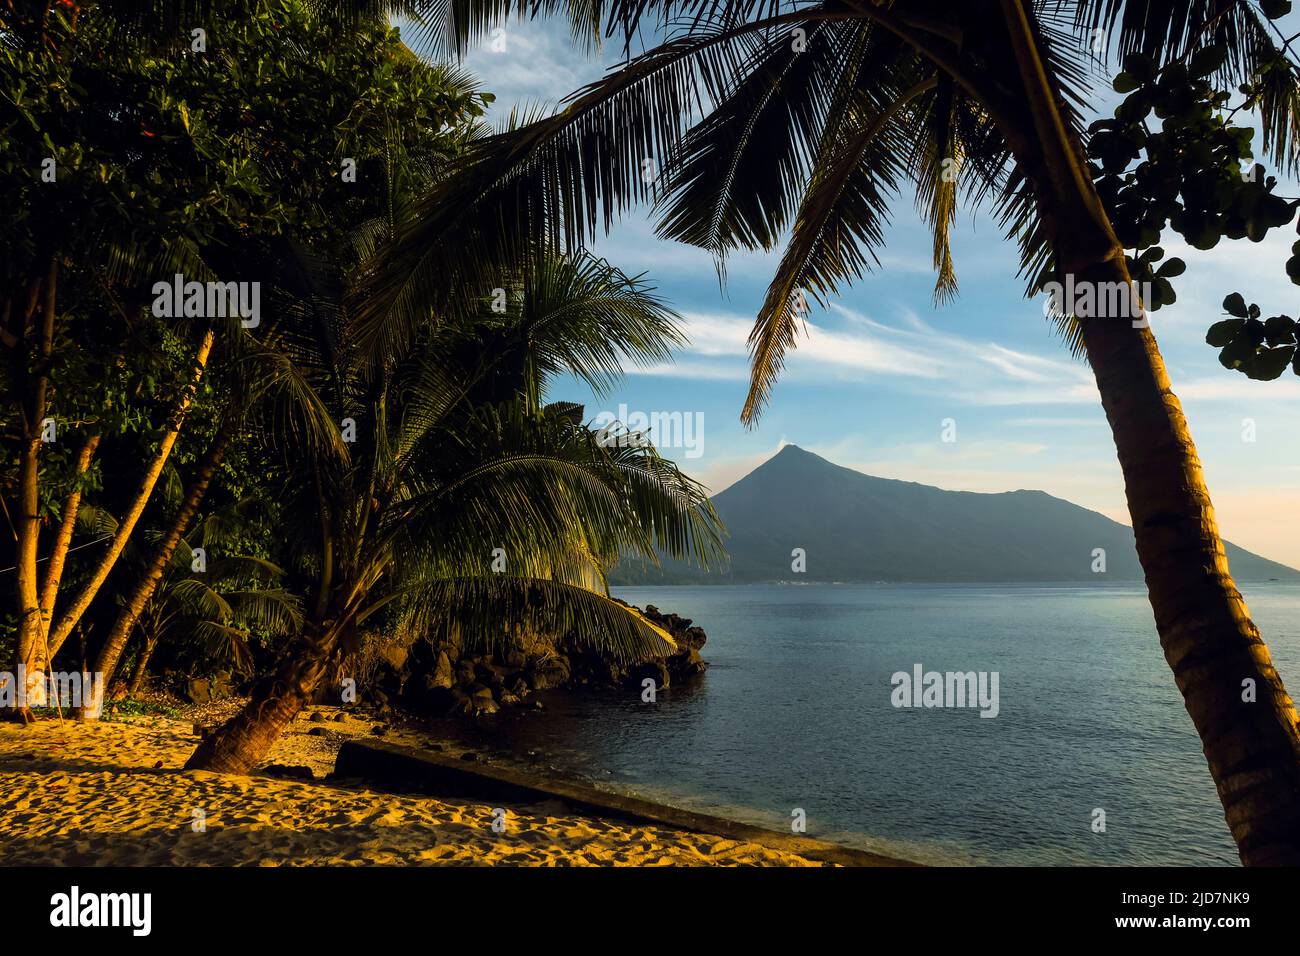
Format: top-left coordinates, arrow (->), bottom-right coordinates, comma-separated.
0,1 -> 723,773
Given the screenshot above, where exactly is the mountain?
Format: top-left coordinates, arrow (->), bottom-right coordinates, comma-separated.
611,445 -> 1300,584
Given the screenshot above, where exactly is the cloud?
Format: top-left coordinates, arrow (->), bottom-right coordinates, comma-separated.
628,303 -> 1108,408
459,21 -> 600,113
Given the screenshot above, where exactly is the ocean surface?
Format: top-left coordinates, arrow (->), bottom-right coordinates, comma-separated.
450,583 -> 1300,865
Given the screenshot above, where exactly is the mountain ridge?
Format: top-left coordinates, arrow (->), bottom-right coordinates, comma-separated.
611,444 -> 1300,584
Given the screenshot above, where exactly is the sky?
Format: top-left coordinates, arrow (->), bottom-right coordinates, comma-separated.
406,13 -> 1300,568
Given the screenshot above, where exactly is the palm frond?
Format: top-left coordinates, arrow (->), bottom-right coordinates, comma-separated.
389,575 -> 676,664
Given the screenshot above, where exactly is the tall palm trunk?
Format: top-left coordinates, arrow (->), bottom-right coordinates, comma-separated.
999,0 -> 1300,864
84,423 -> 233,715
46,327 -> 216,660
184,623 -> 340,774
40,432 -> 102,626
10,260 -> 58,719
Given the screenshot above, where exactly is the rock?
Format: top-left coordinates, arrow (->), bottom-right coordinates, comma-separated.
682,625 -> 707,650
470,685 -> 498,715
629,660 -> 670,691
307,727 -> 328,737
459,752 -> 479,762
184,670 -> 236,704
431,651 -> 454,689
332,712 -> 348,722
184,678 -> 212,705
309,711 -> 327,723
527,656 -> 570,690
394,602 -> 708,721
371,725 -> 387,736
377,642 -> 409,672
401,675 -> 455,716
191,723 -> 205,737
475,662 -> 506,689
421,742 -> 444,751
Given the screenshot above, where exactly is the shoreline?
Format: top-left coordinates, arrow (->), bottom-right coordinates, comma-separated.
0,705 -> 873,866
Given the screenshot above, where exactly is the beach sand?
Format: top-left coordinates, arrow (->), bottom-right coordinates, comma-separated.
0,706 -> 827,866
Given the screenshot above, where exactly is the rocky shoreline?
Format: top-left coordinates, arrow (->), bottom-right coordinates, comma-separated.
348,604 -> 709,720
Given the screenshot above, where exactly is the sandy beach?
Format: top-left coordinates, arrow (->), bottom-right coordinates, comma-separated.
0,706 -> 828,866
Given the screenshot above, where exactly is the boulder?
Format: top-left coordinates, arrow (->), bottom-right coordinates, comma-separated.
377,642 -> 409,672
431,651 -> 454,689
628,660 -> 670,691
394,603 -> 709,719
475,662 -> 506,688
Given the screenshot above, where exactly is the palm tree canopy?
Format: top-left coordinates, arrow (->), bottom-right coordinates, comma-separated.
349,0 -> 1300,422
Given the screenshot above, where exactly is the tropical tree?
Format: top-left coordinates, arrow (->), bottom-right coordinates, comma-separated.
119,507 -> 303,698
1,0 -> 489,713
357,0 -> 1300,864
184,250 -> 725,773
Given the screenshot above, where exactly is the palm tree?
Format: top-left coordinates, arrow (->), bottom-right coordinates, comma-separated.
82,244 -> 353,705
184,250 -> 725,773
357,1 -> 1300,864
121,528 -> 303,699
2,0 -> 486,712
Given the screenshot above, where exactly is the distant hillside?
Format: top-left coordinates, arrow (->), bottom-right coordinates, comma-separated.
611,445 -> 1300,584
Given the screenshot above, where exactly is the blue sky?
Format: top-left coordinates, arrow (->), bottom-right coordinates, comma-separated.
411,15 -> 1300,568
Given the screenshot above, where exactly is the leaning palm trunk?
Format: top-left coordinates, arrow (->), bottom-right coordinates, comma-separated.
125,632 -> 160,698
46,327 -> 216,662
997,0 -> 1300,864
39,432 -> 102,626
183,623 -> 340,774
1077,254 -> 1300,865
84,423 -> 233,715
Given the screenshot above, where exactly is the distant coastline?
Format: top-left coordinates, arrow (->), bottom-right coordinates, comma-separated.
611,445 -> 1300,586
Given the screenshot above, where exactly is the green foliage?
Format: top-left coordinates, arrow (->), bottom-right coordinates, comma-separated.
101,697 -> 181,720
1086,49 -> 1300,380
268,242 -> 726,665
1089,48 -> 1296,256
1207,294 -> 1299,380
3,0 -> 725,699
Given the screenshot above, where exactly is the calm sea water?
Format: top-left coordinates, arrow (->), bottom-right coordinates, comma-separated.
456,583 -> 1300,865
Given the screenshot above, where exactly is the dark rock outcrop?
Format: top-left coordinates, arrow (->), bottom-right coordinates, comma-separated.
370,603 -> 709,719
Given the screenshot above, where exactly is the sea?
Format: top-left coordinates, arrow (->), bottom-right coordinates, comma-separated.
444,582 -> 1300,865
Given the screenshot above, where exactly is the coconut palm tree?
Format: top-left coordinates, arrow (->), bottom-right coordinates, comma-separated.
353,0 -> 1300,864
183,249 -> 725,773
2,0 -> 484,717
105,495 -> 303,698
